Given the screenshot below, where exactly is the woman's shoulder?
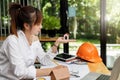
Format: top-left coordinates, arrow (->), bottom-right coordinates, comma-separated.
1,35 -> 18,48
8,34 -> 18,40
5,35 -> 18,43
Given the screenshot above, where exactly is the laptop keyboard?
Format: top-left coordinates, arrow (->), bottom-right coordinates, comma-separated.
96,74 -> 110,80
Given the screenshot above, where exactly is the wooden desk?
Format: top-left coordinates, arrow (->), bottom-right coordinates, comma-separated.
0,36 -> 76,42
0,36 -> 58,42
0,36 -> 6,41
36,60 -> 111,75
39,37 -> 76,42
88,62 -> 111,75
39,36 -> 58,42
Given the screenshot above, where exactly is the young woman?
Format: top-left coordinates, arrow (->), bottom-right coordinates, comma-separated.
0,3 -> 69,80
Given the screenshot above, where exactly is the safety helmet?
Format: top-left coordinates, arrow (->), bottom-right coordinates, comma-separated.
76,42 -> 102,62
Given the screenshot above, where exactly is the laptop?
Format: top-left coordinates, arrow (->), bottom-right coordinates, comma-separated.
81,72 -> 110,80
81,56 -> 120,80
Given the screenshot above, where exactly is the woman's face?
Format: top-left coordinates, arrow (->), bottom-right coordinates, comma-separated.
30,23 -> 42,36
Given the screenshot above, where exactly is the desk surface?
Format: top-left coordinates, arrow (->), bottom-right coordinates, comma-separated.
88,62 -> 111,75
38,60 -> 111,80
0,36 -> 58,41
39,37 -> 58,42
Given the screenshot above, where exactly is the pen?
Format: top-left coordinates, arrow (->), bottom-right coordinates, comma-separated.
52,59 -> 59,65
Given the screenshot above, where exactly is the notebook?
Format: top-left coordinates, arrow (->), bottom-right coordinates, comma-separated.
81,56 -> 120,80
54,53 -> 76,62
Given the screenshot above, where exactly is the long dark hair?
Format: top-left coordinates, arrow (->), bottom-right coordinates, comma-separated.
9,3 -> 42,36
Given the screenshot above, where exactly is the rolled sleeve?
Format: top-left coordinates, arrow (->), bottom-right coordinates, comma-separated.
25,66 -> 36,79
14,65 -> 36,79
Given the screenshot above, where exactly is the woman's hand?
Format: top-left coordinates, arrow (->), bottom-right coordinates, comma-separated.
56,37 -> 68,44
54,34 -> 69,46
52,34 -> 70,53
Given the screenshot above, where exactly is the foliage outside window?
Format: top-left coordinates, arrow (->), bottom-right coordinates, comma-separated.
42,16 -> 60,30
41,2 -> 61,30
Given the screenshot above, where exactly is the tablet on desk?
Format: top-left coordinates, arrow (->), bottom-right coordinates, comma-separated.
54,53 -> 76,62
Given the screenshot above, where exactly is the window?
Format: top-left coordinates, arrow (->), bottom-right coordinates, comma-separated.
106,0 -> 120,69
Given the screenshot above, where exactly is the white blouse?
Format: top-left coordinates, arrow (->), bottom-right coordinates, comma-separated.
0,30 -> 56,80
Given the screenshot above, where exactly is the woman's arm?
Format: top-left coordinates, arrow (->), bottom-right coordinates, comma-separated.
35,35 -> 69,65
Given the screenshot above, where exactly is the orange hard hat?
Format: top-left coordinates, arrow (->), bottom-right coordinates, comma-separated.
76,42 -> 102,62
